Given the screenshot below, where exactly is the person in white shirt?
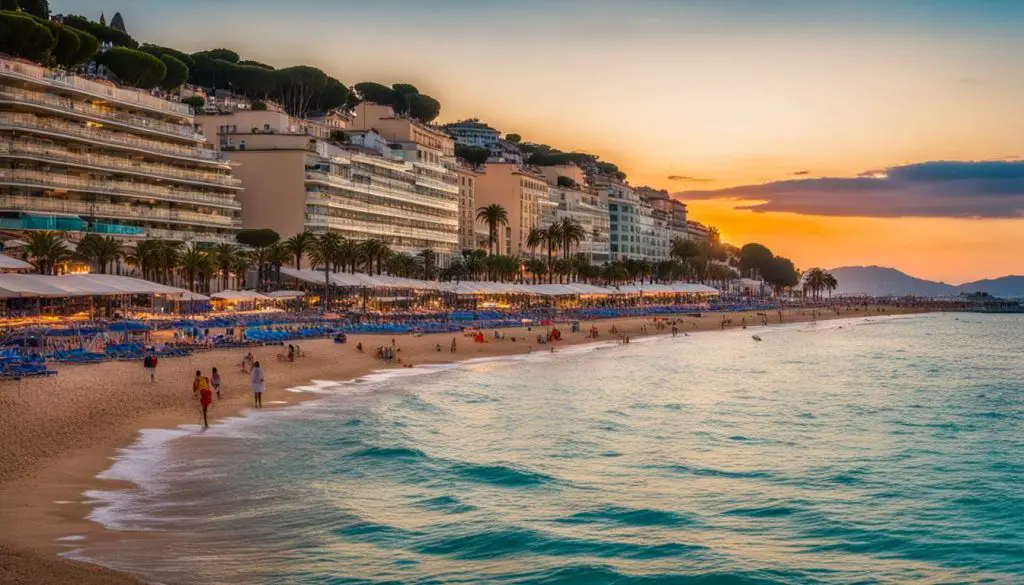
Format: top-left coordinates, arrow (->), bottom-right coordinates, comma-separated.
251,361 -> 264,408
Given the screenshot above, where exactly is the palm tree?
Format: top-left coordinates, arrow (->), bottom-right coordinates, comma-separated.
463,249 -> 486,280
211,243 -> 240,291
525,258 -> 546,284
671,237 -> 702,282
526,227 -> 546,259
76,234 -> 122,274
417,248 -> 437,280
284,231 -> 315,271
337,237 -> 358,273
558,218 -> 586,262
153,240 -> 182,285
570,253 -> 592,283
126,239 -> 161,281
476,204 -> 508,255
310,232 -> 343,311
543,222 -> 562,282
248,245 -> 273,291
231,254 -> 252,289
24,231 -> 68,275
803,267 -> 826,299
823,271 -> 839,298
357,239 -> 392,275
180,246 -> 210,292
267,243 -> 290,289
387,252 -> 418,277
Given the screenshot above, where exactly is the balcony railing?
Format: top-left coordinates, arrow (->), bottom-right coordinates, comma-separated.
305,193 -> 458,228
305,214 -> 458,245
0,88 -> 204,142
0,57 -> 192,118
0,113 -> 225,165
415,174 -> 460,195
0,215 -> 146,236
0,195 -> 240,229
305,171 -> 457,213
146,228 -> 239,244
0,141 -> 242,190
0,170 -> 242,210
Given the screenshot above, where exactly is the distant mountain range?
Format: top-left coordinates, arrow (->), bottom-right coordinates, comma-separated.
827,266 -> 1024,298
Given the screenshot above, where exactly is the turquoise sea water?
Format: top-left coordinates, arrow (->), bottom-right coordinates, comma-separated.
75,314 -> 1024,584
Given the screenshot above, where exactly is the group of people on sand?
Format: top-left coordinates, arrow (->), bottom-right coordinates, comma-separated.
188,361 -> 265,428
278,344 -> 304,363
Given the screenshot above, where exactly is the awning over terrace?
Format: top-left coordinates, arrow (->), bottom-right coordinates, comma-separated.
613,283 -> 720,295
0,274 -> 192,299
0,254 -> 33,271
211,290 -> 271,301
281,268 -> 719,297
266,290 -> 307,299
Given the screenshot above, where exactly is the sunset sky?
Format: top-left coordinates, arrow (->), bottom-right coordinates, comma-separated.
57,0 -> 1024,283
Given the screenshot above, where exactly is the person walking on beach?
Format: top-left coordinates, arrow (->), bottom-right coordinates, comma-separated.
193,370 -> 213,428
143,351 -> 158,383
211,367 -> 221,399
251,361 -> 264,408
450,337 -> 457,353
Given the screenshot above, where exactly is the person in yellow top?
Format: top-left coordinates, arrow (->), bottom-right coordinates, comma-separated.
193,370 -> 213,428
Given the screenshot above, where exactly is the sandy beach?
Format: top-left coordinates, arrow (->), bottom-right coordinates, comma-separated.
0,305 -> 932,584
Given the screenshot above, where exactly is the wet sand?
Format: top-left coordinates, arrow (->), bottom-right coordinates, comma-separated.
0,306 -> 931,583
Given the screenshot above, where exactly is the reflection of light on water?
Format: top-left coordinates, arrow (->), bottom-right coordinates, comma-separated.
266,401 -> 288,405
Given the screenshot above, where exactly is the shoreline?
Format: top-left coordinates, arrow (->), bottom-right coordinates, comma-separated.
0,306 -> 936,584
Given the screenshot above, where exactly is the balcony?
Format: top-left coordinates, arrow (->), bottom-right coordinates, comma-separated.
0,170 -> 242,210
0,195 -> 240,229
305,214 -> 458,246
0,141 -> 242,190
305,171 -> 457,213
0,215 -> 145,236
306,192 -> 458,228
0,57 -> 192,118
0,88 -> 205,143
0,113 -> 226,166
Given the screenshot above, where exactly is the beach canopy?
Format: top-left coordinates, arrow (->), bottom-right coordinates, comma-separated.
279,267 -> 720,297
177,291 -> 211,301
266,290 -> 307,299
0,274 -> 192,298
0,253 -> 33,271
211,290 -> 271,301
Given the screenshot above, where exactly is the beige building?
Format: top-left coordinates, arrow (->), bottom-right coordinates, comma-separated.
539,164 -> 587,188
474,162 -> 547,256
196,107 -> 458,261
446,161 -> 479,251
0,56 -> 242,244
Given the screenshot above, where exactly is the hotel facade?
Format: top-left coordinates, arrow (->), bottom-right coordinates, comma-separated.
474,162 -> 548,256
592,177 -> 667,262
196,103 -> 459,263
0,57 -> 242,244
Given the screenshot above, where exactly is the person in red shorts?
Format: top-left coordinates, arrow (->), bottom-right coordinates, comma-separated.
193,370 -> 213,428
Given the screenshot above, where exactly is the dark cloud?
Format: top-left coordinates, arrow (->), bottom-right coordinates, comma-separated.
675,160 -> 1024,219
667,175 -> 713,182
790,170 -> 810,176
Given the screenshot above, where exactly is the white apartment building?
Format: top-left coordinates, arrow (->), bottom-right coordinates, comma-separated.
593,178 -> 667,262
542,185 -> 610,265
443,119 -> 500,149
0,57 -> 242,244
